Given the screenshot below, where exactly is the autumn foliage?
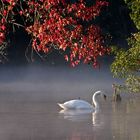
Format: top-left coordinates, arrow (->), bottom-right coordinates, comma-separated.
0,0 -> 110,66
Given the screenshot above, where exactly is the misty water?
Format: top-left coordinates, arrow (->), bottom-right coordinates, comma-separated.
0,65 -> 140,140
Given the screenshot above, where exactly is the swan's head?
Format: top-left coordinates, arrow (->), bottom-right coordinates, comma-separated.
93,90 -> 107,100
92,90 -> 107,109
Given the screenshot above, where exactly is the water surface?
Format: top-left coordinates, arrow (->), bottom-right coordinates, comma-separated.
0,66 -> 140,140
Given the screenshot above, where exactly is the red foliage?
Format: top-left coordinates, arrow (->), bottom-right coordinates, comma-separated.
0,0 -> 110,67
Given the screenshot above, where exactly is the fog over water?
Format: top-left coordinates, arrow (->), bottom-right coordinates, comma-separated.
0,64 -> 140,140
0,64 -> 116,102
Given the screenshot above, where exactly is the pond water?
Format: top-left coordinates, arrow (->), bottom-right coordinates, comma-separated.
0,65 -> 140,140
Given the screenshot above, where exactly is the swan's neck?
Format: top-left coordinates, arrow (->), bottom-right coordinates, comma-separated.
92,93 -> 100,110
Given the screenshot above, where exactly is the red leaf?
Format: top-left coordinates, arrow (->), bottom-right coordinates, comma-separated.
1,25 -> 6,31
64,55 -> 69,61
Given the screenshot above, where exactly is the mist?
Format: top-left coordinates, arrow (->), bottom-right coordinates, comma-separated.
0,64 -> 117,103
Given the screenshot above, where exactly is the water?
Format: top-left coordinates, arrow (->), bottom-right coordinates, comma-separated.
0,65 -> 140,140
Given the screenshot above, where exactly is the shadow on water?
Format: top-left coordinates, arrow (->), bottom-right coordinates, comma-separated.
0,65 -> 140,140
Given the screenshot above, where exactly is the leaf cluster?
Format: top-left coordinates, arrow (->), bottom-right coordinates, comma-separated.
124,0 -> 140,30
111,32 -> 140,93
110,0 -> 140,93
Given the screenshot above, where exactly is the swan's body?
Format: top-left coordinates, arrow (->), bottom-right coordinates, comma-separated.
58,90 -> 106,110
58,100 -> 93,110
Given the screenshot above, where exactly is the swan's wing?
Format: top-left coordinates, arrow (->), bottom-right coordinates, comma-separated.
57,103 -> 66,109
73,100 -> 93,109
58,101 -> 77,109
62,100 -> 93,109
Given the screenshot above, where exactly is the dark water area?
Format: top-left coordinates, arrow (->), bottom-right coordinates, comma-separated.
0,65 -> 140,140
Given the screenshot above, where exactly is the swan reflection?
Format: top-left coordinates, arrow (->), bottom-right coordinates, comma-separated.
59,109 -> 93,121
59,109 -> 102,127
92,109 -> 103,127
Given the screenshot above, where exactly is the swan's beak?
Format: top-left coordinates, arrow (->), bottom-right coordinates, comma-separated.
103,94 -> 107,100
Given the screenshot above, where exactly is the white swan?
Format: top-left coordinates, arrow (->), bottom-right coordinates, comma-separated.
58,90 -> 106,110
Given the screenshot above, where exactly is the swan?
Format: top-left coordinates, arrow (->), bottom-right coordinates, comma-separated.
58,90 -> 106,110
